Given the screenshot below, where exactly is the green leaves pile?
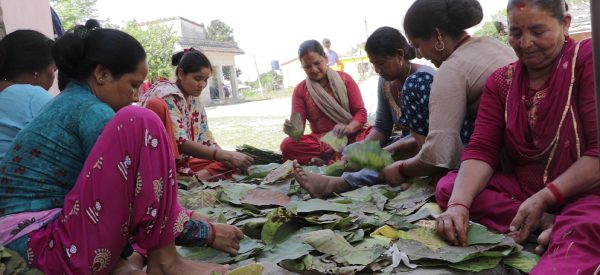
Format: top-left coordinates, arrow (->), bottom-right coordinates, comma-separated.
176,162 -> 539,274
346,141 -> 394,171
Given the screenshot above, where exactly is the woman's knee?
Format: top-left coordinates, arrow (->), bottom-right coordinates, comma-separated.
435,170 -> 458,208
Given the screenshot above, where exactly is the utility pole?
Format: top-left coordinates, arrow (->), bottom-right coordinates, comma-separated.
253,54 -> 265,99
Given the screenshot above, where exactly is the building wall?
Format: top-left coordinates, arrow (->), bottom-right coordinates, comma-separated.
0,0 -> 53,38
180,20 -> 205,40
281,59 -> 304,89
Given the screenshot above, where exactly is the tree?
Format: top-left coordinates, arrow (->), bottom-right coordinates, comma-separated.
255,70 -> 283,91
122,21 -> 178,81
222,66 -> 242,81
474,10 -> 508,45
206,20 -> 234,42
50,0 -> 97,31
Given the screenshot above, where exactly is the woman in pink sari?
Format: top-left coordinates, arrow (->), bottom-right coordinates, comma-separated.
435,0 -> 600,273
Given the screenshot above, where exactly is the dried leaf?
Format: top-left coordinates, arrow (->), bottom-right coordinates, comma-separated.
185,188 -> 219,209
256,226 -> 320,264
321,131 -> 348,152
397,227 -> 449,250
241,189 -> 291,207
227,263 -> 263,275
287,199 -> 349,214
301,229 -> 353,256
218,182 -> 257,205
261,160 -> 294,185
371,225 -> 400,240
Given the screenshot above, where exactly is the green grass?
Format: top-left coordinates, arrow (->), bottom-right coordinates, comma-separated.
240,88 -> 293,101
208,115 -> 288,152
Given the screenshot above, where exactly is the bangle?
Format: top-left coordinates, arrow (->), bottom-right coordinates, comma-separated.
211,148 -> 219,161
397,161 -> 409,179
447,202 -> 470,211
207,222 -> 216,246
546,182 -> 565,205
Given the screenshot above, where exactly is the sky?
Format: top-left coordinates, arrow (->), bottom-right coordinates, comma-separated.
96,0 -> 508,81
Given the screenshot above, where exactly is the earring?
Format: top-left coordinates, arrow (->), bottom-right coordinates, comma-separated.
564,34 -> 570,43
435,40 -> 445,52
34,72 -> 39,79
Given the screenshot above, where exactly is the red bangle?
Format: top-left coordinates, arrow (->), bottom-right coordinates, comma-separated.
207,222 -> 216,246
211,148 -> 219,161
397,161 -> 409,179
447,202 -> 470,211
546,182 -> 566,205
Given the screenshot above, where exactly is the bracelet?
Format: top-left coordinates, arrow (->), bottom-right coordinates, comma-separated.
207,222 -> 216,246
397,161 -> 409,179
447,202 -> 470,211
211,148 -> 219,161
546,182 -> 566,205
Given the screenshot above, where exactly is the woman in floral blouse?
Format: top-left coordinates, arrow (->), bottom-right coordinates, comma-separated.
141,48 -> 253,180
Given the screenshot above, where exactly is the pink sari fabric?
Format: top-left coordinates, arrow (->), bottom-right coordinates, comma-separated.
26,106 -> 189,274
437,39 -> 600,274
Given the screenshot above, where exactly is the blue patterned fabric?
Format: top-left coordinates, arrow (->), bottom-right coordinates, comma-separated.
0,81 -> 114,217
175,220 -> 212,247
399,72 -> 433,136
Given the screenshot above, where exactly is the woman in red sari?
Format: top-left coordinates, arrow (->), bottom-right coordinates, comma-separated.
280,40 -> 369,165
435,0 -> 600,273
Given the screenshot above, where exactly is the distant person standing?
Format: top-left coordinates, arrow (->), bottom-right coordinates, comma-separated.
323,38 -> 344,71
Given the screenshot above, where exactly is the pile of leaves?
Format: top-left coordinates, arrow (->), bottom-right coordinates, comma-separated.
236,144 -> 283,164
0,246 -> 42,275
177,162 -> 539,274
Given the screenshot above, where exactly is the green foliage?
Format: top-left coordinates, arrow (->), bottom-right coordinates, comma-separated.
321,131 -> 348,152
255,70 -> 283,92
50,0 -> 97,31
206,19 -> 234,42
122,21 -> 178,81
474,9 -> 508,45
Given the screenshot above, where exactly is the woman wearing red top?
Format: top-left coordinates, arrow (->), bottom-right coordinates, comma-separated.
280,40 -> 368,164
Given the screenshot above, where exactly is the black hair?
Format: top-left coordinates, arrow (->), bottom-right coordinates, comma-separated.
0,30 -> 54,81
404,0 -> 483,39
171,48 -> 212,74
298,40 -> 327,59
507,0 -> 568,22
365,26 -> 417,60
52,19 -> 146,85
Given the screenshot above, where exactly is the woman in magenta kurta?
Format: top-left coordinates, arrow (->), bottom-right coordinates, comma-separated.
280,40 -> 368,165
435,0 -> 600,273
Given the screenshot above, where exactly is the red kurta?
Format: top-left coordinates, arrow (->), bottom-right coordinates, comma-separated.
280,71 -> 368,164
436,39 -> 600,274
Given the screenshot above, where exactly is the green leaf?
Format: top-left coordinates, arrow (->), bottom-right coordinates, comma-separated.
324,161 -> 346,176
397,227 -> 449,250
285,112 -> 304,141
256,226 -> 320,263
345,140 -> 393,171
178,236 -> 263,264
301,229 -> 353,256
449,256 -> 502,272
503,251 -> 540,273
287,199 -> 349,214
343,237 -> 391,265
218,182 -> 257,205
260,208 -> 300,245
395,236 -> 516,263
321,131 -> 348,152
346,229 -> 365,243
386,177 -> 435,215
467,223 -> 505,245
247,163 -> 280,178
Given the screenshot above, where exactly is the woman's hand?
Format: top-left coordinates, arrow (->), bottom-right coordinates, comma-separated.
283,119 -> 293,137
221,151 -> 254,171
210,223 -> 245,256
509,188 -> 553,244
332,123 -> 349,137
436,205 -> 470,246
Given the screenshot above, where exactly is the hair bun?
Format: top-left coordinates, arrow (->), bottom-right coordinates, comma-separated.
84,19 -> 101,30
52,32 -> 86,79
172,51 -> 184,66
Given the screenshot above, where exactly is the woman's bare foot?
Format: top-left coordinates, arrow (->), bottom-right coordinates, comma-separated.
292,160 -> 350,198
535,227 -> 552,255
308,157 -> 327,166
146,244 -> 228,275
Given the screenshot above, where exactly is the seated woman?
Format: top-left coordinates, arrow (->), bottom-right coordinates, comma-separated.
435,0 -> 600,273
0,23 -> 242,274
381,0 -> 516,186
0,30 -> 55,161
281,40 -> 369,165
140,49 -> 253,180
293,26 -> 435,198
